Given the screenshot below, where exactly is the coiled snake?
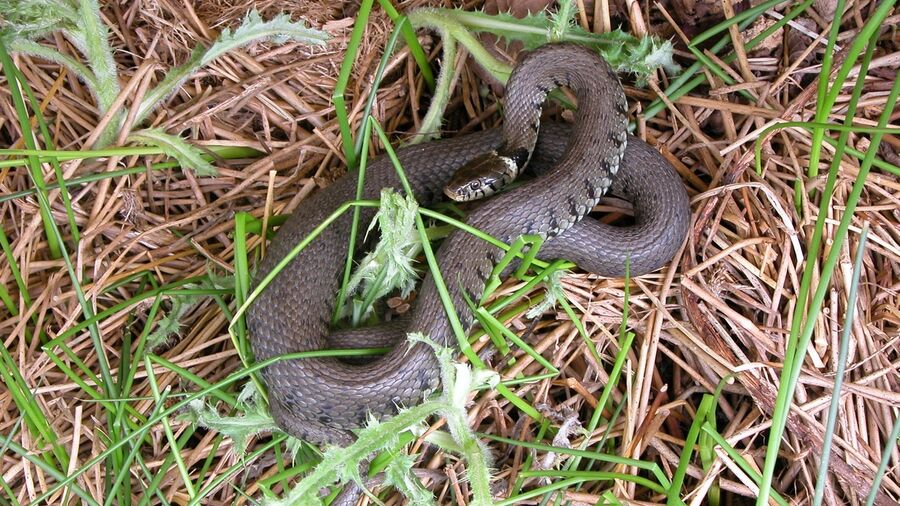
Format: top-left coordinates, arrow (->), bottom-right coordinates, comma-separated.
247,44 -> 690,446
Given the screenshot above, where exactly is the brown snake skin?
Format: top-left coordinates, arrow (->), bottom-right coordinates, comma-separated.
247,44 -> 690,446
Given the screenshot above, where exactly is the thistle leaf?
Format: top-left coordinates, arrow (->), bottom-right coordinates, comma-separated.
135,10 -> 329,123
128,128 -> 218,176
341,188 -> 422,322
383,454 -> 436,505
0,0 -> 78,41
410,7 -> 680,83
145,273 -> 233,348
185,393 -> 278,458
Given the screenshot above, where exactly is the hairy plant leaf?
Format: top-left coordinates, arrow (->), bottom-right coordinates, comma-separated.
135,10 -> 329,123
128,128 -> 218,176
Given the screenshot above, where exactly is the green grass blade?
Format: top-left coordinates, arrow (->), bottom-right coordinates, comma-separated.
333,117 -> 374,323
481,433 -> 669,485
806,0 -> 846,180
754,123 -> 900,175
700,424 -> 789,506
0,39 -> 62,259
0,38 -> 75,471
332,0 -> 375,168
812,224 -> 868,505
375,1 -> 433,89
866,415 -> 900,506
13,64 -> 81,245
688,0 -> 799,47
144,358 -> 197,500
668,395 -> 714,505
644,0 -> 813,121
758,64 -> 900,506
0,226 -> 31,311
350,16 -> 408,158
0,436 -> 100,506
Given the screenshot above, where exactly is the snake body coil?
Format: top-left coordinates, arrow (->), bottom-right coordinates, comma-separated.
248,44 -> 690,445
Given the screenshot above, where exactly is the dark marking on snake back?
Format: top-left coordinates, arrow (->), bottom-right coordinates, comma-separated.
600,160 -> 611,175
547,215 -> 559,234
583,178 -> 600,199
566,195 -> 582,218
508,147 -> 530,168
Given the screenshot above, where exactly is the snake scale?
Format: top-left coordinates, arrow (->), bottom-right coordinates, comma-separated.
247,44 -> 691,446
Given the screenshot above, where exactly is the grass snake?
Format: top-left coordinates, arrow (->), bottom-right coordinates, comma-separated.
247,44 -> 691,446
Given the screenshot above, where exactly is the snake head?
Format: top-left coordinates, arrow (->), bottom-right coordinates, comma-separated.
443,152 -> 517,202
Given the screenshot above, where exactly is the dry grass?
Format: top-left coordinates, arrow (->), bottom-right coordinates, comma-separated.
1,0 -> 898,505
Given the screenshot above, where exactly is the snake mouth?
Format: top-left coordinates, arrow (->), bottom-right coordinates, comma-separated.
443,185 -> 464,201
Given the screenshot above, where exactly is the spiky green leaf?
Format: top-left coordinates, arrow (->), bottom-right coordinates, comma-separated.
0,0 -> 78,42
128,128 -> 218,176
135,10 -> 329,123
341,188 -> 422,322
410,7 -> 680,83
185,393 -> 278,458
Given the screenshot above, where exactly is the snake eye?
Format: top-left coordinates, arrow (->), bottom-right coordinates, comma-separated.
470,180 -> 481,190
